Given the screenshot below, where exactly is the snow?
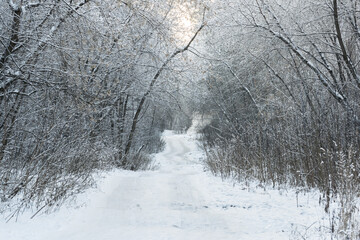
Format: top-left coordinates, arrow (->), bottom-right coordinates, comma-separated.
8,0 -> 19,11
0,122 -> 331,239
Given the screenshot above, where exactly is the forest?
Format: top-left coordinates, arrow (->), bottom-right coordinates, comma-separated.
0,0 -> 359,238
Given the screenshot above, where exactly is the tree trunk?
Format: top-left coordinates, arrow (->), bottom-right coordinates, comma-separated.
123,23 -> 205,159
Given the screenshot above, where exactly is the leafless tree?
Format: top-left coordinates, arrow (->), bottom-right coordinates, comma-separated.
198,0 -> 360,237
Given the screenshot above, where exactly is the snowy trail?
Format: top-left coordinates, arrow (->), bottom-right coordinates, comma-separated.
1,130 -> 329,240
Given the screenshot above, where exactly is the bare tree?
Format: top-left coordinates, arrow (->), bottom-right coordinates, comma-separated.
0,0 -> 206,219
198,1 -> 360,237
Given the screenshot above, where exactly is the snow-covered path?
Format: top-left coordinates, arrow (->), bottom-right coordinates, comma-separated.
1,130 -> 329,240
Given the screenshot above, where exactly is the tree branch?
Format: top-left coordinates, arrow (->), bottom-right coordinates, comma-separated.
124,22 -> 205,158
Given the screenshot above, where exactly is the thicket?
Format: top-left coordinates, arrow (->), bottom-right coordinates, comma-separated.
199,0 -> 360,238
0,0 -> 199,219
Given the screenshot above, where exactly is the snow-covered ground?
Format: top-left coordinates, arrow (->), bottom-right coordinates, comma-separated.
0,126 -> 331,239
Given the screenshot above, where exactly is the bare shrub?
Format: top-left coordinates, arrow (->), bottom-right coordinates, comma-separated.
121,152 -> 154,171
